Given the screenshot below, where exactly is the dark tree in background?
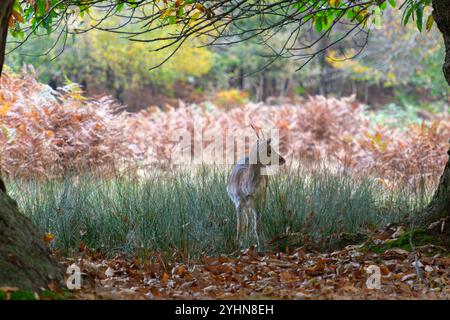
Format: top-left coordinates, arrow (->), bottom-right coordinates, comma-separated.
0,0 -> 14,74
432,0 -> 450,84
0,0 -> 449,290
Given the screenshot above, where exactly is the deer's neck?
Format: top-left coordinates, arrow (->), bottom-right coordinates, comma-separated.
247,163 -> 263,184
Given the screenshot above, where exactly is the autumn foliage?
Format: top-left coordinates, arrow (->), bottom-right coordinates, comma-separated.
0,71 -> 449,182
0,71 -> 135,178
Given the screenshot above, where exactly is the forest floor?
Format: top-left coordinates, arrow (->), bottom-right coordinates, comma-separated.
59,247 -> 449,300
49,223 -> 449,300
1,222 -> 449,300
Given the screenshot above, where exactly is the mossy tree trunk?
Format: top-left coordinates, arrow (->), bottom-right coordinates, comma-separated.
420,0 -> 450,224
0,192 -> 63,291
0,1 -> 63,291
420,149 -> 450,224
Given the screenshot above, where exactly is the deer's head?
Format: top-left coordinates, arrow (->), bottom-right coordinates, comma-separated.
249,138 -> 285,167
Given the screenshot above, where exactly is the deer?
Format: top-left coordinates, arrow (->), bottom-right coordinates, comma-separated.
227,130 -> 285,249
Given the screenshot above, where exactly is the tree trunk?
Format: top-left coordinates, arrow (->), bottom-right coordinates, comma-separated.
420,1 -> 450,224
432,0 -> 450,86
0,1 -> 63,291
420,148 -> 450,224
0,0 -> 14,75
0,191 -> 63,291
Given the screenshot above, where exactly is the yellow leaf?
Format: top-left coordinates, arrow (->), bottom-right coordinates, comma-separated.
195,3 -> 206,12
0,103 -> 10,116
426,15 -> 434,32
379,141 -> 388,152
359,9 -> 368,18
11,10 -> 24,23
373,132 -> 382,143
329,0 -> 340,7
386,71 -> 396,83
43,233 -> 55,244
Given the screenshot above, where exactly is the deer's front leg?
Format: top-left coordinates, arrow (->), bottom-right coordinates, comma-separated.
252,208 -> 261,249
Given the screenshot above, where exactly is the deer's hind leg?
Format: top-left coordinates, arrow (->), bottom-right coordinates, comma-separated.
235,203 -> 244,247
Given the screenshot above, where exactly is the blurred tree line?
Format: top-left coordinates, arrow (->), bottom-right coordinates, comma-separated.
5,10 -> 448,112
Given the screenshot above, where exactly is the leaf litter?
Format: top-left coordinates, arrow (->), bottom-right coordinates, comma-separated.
57,238 -> 449,300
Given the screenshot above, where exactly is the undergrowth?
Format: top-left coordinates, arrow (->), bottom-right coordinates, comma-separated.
9,165 -> 431,258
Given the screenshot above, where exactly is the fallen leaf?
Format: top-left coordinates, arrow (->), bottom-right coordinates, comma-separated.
43,233 -> 55,244
161,272 -> 170,283
105,267 -> 115,278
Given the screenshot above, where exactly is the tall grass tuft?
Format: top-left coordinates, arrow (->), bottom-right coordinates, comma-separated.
9,165 -> 430,258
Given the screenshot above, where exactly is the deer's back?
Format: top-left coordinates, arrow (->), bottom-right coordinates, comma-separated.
227,157 -> 268,206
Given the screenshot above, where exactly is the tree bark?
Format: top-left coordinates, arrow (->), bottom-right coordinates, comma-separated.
0,0 -> 14,75
432,0 -> 450,86
0,0 -> 63,291
420,148 -> 450,224
0,191 -> 63,291
420,1 -> 450,224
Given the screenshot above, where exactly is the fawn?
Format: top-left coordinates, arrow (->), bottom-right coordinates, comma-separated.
227,137 -> 285,249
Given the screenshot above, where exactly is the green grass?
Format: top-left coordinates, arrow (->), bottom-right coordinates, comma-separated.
0,290 -> 36,300
365,100 -> 448,129
366,228 -> 449,254
0,290 -> 71,300
8,165 -> 430,258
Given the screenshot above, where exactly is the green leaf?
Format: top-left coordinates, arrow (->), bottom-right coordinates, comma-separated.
10,29 -> 25,40
36,0 -> 46,16
403,7 -> 412,25
292,2 -> 305,11
416,6 -> 423,32
167,15 -> 177,25
388,0 -> 396,8
346,10 -> 356,20
13,0 -> 23,13
116,2 -> 125,12
314,16 -> 323,32
323,13 -> 335,31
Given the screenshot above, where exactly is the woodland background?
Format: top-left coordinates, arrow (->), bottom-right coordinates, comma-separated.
0,2 -> 449,300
